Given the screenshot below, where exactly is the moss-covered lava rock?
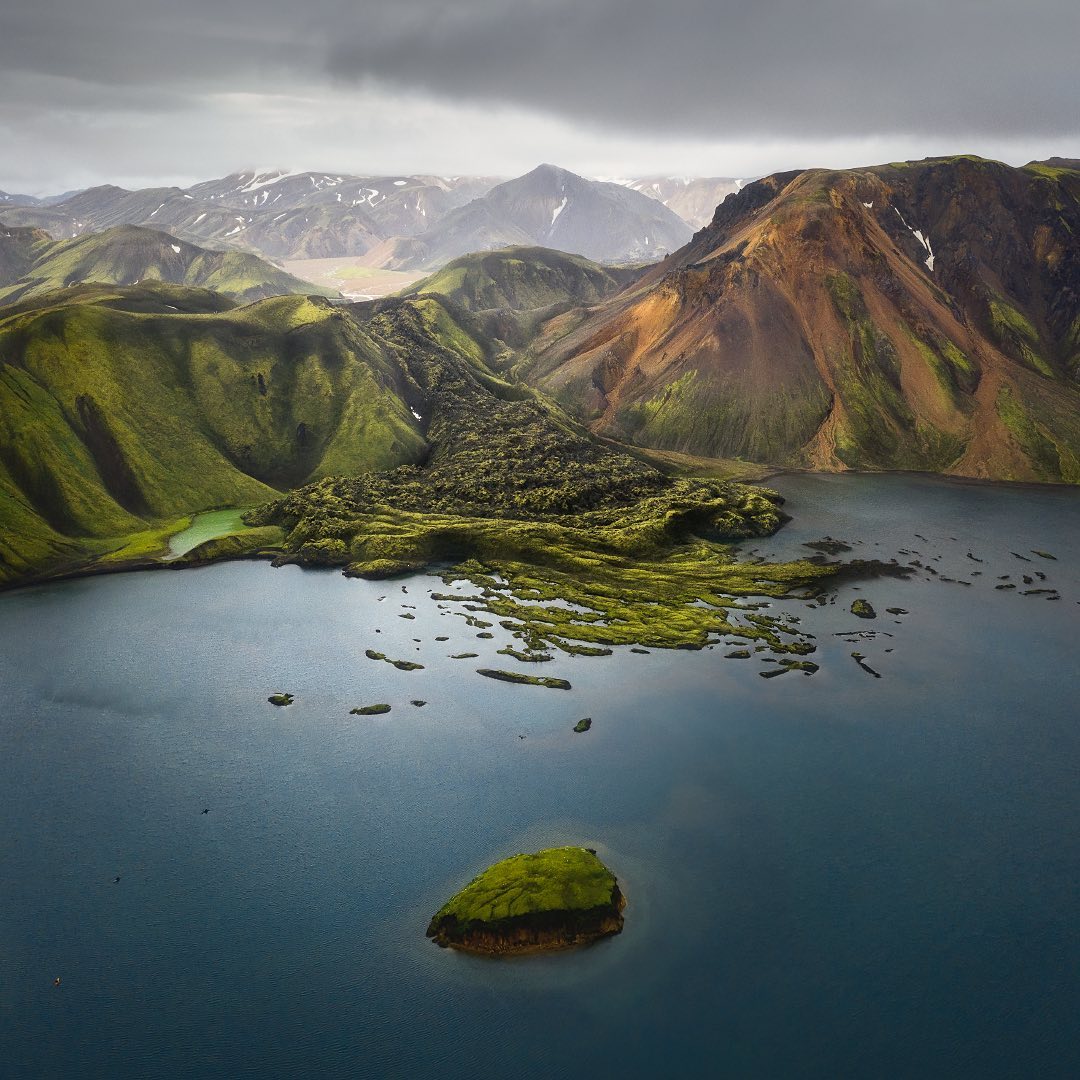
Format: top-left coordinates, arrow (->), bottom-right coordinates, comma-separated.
850,598 -> 877,619
426,846 -> 625,955
350,703 -> 391,716
267,693 -> 294,706
476,668 -> 572,690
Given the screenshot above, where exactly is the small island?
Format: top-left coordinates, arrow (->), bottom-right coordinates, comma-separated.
850,598 -> 877,619
476,669 -> 572,690
426,846 -> 625,955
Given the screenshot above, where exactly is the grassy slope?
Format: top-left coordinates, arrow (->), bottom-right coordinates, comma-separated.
404,246 -> 637,312
0,225 -> 335,305
0,284 -> 426,585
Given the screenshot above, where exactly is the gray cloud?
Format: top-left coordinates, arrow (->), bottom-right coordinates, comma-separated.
0,0 -> 1077,193
324,0 -> 1080,139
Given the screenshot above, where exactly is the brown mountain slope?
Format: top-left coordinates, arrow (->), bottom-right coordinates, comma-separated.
524,157 -> 1080,482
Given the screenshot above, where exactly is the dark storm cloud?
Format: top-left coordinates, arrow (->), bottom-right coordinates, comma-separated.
323,0 -> 1080,139
1,0 -> 1077,191
4,0 -> 1077,139
0,0 -> 316,88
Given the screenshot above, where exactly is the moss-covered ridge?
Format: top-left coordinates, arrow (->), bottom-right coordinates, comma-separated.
0,224 -> 334,306
403,246 -> 639,313
426,846 -> 625,954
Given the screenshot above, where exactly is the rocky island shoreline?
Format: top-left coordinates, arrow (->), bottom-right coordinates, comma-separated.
427,847 -> 626,956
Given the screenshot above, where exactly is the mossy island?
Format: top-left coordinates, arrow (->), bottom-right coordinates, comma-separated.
267,693 -> 294,707
476,668 -> 571,690
427,846 -> 625,955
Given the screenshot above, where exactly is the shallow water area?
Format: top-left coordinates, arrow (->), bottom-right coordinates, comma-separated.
1,473 -> 1078,1078
164,508 -> 250,559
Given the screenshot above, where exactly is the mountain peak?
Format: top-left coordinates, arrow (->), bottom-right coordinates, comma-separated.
528,155 -> 1080,482
526,163 -> 580,184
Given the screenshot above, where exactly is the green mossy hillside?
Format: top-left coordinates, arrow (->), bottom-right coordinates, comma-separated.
0,224 -> 334,306
0,285 -> 427,586
404,246 -> 639,313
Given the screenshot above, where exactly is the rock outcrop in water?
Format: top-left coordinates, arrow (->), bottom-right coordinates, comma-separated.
427,846 -> 625,955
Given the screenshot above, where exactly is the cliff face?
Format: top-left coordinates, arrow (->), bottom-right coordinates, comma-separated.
426,888 -> 626,955
525,157 -> 1080,482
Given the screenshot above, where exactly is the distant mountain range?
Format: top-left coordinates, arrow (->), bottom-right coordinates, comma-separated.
0,166 -> 715,270
384,165 -> 693,269
0,223 -> 329,304
524,156 -> 1080,482
611,176 -> 745,228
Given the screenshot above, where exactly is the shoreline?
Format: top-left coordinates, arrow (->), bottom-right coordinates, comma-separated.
3,467 -> 1076,598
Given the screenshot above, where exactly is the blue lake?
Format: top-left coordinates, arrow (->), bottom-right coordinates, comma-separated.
1,473 -> 1078,1078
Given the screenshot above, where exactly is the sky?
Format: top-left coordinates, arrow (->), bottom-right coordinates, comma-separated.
2,0 -> 1078,194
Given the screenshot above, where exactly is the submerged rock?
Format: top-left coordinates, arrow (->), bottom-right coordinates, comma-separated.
851,651 -> 882,678
426,846 -> 625,955
803,538 -> 853,554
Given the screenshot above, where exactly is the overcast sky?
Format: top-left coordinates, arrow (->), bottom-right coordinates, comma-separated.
2,0 -> 1077,194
